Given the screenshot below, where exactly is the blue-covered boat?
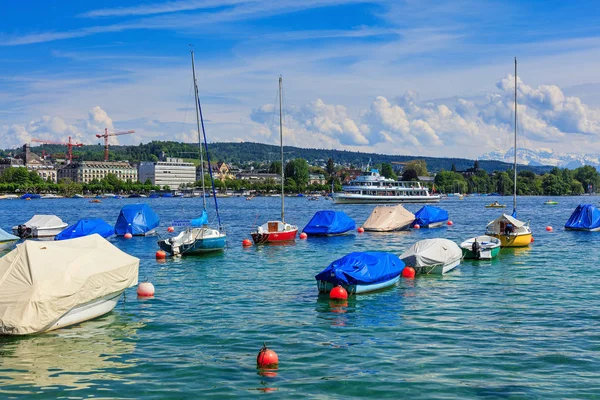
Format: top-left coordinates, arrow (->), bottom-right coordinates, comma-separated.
149,193 -> 160,199
114,204 -> 160,236
303,210 -> 355,236
413,205 -> 448,228
565,204 -> 600,231
20,193 -> 41,200
315,252 -> 405,294
55,218 -> 115,240
0,228 -> 19,251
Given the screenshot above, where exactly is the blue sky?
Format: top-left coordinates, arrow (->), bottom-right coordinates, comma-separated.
2,0 -> 600,163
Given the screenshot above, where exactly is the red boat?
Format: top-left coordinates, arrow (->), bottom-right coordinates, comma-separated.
251,221 -> 298,244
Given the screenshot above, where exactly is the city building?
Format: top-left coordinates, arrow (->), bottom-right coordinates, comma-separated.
58,161 -> 137,184
236,172 -> 282,183
196,162 -> 235,182
308,174 -> 326,185
139,157 -> 196,189
0,145 -> 57,182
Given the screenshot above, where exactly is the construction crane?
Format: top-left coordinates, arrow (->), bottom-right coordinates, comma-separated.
96,128 -> 134,161
31,136 -> 84,162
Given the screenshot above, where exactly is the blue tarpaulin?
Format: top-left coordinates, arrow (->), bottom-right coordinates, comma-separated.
55,218 -> 114,240
0,228 -> 18,242
315,252 -> 405,286
413,205 -> 448,227
303,210 -> 355,236
114,204 -> 160,236
565,204 -> 600,230
191,210 -> 208,227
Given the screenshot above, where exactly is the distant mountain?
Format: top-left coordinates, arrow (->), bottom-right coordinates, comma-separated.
480,148 -> 600,170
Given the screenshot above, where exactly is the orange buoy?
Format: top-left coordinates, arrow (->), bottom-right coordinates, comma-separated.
357,227 -> 365,233
413,224 -> 420,230
167,226 -> 175,233
257,343 -> 279,369
531,236 -> 535,243
242,239 -> 252,247
155,250 -> 166,259
546,226 -> 553,232
402,266 -> 416,279
299,232 -> 307,239
124,233 -> 133,239
330,285 -> 348,300
447,220 -> 453,226
137,282 -> 155,297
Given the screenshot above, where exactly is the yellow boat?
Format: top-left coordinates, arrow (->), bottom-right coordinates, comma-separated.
485,203 -> 506,208
485,214 -> 532,248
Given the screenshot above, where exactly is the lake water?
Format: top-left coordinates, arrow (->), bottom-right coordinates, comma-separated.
1,195 -> 599,398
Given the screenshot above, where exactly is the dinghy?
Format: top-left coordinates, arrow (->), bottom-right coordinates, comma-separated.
315,252 -> 405,294
413,205 -> 448,228
565,204 -> 600,231
12,215 -> 68,238
400,238 -> 462,275
303,210 -> 355,236
114,204 -> 160,236
0,234 -> 139,335
362,205 -> 414,232
55,218 -> 115,240
0,228 -> 19,251
460,235 -> 501,260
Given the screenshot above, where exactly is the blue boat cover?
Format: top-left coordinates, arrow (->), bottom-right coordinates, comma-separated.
191,210 -> 208,227
565,204 -> 600,230
20,193 -> 41,199
114,203 -> 160,235
315,252 -> 405,286
0,228 -> 18,242
414,205 -> 448,226
55,218 -> 114,240
303,210 -> 355,235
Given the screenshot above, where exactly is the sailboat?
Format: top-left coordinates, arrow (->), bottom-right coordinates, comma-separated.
485,57 -> 532,247
157,49 -> 226,255
251,77 -> 298,244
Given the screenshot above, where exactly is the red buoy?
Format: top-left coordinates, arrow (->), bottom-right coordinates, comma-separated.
257,343 -> 279,369
447,220 -> 453,226
413,224 -> 420,230
155,250 -> 166,259
330,285 -> 348,300
357,227 -> 365,233
242,239 -> 252,247
546,226 -> 553,232
124,233 -> 133,239
299,232 -> 307,239
137,282 -> 155,297
402,266 -> 416,279
167,226 -> 175,233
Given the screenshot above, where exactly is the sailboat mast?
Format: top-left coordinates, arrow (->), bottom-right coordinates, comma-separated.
513,57 -> 517,212
279,76 -> 285,223
191,50 -> 207,209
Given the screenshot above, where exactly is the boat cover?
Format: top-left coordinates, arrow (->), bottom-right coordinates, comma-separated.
191,210 -> 208,227
303,210 -> 355,235
18,215 -> 67,229
414,205 -> 448,226
0,234 -> 139,335
114,204 -> 160,235
55,218 -> 115,240
564,204 -> 600,230
362,205 -> 415,231
486,213 -> 526,231
315,252 -> 405,286
400,239 -> 462,269
0,228 -> 18,242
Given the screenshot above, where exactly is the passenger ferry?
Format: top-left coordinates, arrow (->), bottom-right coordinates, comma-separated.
333,169 -> 441,204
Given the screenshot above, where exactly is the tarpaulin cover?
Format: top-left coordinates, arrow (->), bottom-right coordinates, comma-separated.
55,218 -> 114,241
302,210 -> 355,235
15,215 -> 67,230
414,205 -> 448,226
315,252 -> 405,285
363,205 -> 415,232
565,204 -> 600,230
191,210 -> 208,227
400,238 -> 462,269
0,228 -> 18,242
114,204 -> 160,236
0,234 -> 139,335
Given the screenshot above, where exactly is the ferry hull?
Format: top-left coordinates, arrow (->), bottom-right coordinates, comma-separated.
333,194 -> 441,204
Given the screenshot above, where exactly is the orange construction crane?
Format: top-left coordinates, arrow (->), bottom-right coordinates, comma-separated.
96,128 -> 134,161
31,136 -> 84,162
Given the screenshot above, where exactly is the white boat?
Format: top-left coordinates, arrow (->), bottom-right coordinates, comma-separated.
0,194 -> 18,200
12,214 -> 68,238
460,235 -> 501,260
41,194 -> 63,199
400,238 -> 462,275
333,169 -> 441,204
0,234 -> 139,335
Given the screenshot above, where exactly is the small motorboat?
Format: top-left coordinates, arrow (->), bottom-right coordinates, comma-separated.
544,200 -> 559,205
400,238 -> 462,275
41,194 -> 62,199
20,193 -> 41,200
460,235 -> 501,260
315,252 -> 405,294
303,210 -> 355,236
114,204 -> 160,236
413,205 -> 448,228
90,199 -> 102,203
0,194 -> 18,200
158,226 -> 226,255
0,228 -> 19,251
71,194 -> 85,199
12,215 -> 68,238
0,234 -> 139,335
308,196 -> 319,201
55,218 -> 115,240
362,205 -> 414,232
246,196 -> 255,201
565,204 -> 600,231
485,202 -> 506,208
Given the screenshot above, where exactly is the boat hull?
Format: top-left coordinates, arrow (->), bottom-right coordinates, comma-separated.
565,227 -> 600,232
158,232 -> 226,255
414,258 -> 461,275
317,275 -> 400,294
0,240 -> 18,251
460,235 -> 501,260
12,226 -> 68,238
363,223 -> 412,232
333,194 -> 440,204
422,220 -> 447,228
462,246 -> 500,260
489,232 -> 532,247
251,229 -> 297,244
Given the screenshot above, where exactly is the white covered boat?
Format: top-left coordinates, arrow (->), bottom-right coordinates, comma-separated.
0,234 -> 139,335
400,238 -> 462,275
362,205 -> 415,232
12,214 -> 68,238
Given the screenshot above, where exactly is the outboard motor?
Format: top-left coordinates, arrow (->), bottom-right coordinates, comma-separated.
17,224 -> 26,238
471,239 -> 481,260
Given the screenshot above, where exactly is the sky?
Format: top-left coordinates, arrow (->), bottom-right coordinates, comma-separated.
2,0 -> 600,162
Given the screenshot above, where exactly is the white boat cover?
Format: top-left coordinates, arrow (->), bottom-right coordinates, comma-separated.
17,214 -> 67,229
363,205 -> 415,232
0,234 -> 139,335
486,213 -> 525,229
400,238 -> 462,269
485,213 -> 530,236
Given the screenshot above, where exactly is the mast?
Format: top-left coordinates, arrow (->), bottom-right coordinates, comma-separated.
190,49 -> 207,209
513,57 -> 517,213
279,76 -> 285,223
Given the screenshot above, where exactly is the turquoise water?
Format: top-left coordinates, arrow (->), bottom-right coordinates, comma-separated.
1,196 -> 599,398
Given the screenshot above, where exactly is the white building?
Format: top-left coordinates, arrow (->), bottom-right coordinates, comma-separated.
58,160 -> 137,184
139,157 -> 196,189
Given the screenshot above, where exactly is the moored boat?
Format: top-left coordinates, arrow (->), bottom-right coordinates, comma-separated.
12,215 -> 68,238
413,205 -> 448,228
315,252 -> 405,294
55,218 -> 115,240
544,200 -> 559,205
564,204 -> 600,231
400,238 -> 462,275
485,201 -> 506,208
460,235 -> 501,260
362,205 -> 414,232
485,213 -> 532,247
303,210 -> 355,236
114,204 -> 160,236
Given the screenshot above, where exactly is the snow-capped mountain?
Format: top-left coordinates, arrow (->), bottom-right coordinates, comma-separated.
480,148 -> 600,169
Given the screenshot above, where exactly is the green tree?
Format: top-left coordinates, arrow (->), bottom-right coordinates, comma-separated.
404,160 -> 428,176
326,158 -> 335,176
380,163 -> 397,180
